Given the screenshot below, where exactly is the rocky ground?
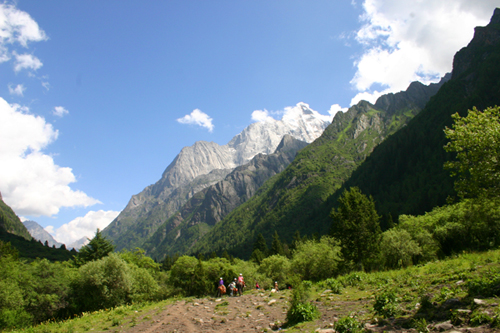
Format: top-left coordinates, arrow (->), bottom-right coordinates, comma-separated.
100,288 -> 500,333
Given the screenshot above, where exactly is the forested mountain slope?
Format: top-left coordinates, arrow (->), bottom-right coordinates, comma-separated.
330,7 -> 500,219
189,76 -> 448,258
0,192 -> 31,240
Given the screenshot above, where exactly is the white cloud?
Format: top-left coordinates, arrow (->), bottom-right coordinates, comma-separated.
49,210 -> 120,245
328,104 -> 348,119
0,97 -> 100,217
13,52 -> 42,72
0,3 -> 47,62
8,83 -> 25,96
53,106 -> 69,117
350,0 -> 496,105
251,109 -> 276,123
177,109 -> 214,132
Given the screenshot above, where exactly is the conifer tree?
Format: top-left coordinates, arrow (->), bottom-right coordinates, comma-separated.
271,231 -> 285,256
74,229 -> 114,267
330,187 -> 381,270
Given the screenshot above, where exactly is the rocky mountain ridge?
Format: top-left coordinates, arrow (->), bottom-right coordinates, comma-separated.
23,220 -> 63,248
142,134 -> 309,259
103,103 -> 331,250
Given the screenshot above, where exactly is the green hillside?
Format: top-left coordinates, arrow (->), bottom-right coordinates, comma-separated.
334,11 -> 500,219
190,84 -> 442,258
0,195 -> 31,240
0,195 -> 74,261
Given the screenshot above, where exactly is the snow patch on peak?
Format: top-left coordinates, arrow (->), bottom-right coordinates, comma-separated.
282,102 -> 332,126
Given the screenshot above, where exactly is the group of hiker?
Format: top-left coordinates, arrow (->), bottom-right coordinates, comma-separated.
217,274 -> 246,297
216,274 -> 280,297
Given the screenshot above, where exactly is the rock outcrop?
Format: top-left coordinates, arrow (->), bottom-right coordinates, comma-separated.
143,135 -> 308,258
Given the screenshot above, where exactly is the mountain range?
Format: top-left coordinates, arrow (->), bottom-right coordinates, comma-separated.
188,8 -> 500,258
103,69 -> 449,258
23,220 -> 63,248
2,8 -> 499,263
102,103 -> 331,251
105,8 -> 500,259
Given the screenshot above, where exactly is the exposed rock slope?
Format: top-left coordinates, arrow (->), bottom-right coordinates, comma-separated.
23,220 -> 63,248
143,135 -> 308,259
103,103 -> 330,251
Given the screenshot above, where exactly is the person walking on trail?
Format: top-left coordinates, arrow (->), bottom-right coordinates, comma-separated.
237,273 -> 245,296
216,277 -> 226,297
229,278 -> 237,296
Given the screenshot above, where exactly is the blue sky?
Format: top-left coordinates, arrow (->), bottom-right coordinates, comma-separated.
0,0 -> 497,245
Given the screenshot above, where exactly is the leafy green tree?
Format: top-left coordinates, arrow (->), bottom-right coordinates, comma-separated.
168,255 -> 200,296
258,254 -> 292,285
250,248 -> 266,265
379,229 -> 422,269
0,241 -> 18,260
444,106 -> 500,199
74,229 -> 114,266
330,187 -> 381,270
291,236 -> 342,281
290,230 -> 302,252
120,248 -> 160,271
72,253 -> 132,312
253,233 -> 268,255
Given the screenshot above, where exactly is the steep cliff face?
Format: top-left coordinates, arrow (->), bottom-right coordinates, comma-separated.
452,8 -> 500,80
143,135 -> 308,258
103,103 -> 330,251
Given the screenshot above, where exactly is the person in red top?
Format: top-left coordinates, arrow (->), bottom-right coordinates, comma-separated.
236,274 -> 245,296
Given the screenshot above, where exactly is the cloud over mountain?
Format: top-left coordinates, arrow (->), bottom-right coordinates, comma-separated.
48,210 -> 120,245
177,109 -> 214,132
0,98 -> 100,217
350,0 -> 496,105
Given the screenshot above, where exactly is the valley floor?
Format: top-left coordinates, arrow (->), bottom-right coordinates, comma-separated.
15,250 -> 500,333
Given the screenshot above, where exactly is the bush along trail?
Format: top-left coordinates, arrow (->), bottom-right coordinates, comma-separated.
11,249 -> 500,333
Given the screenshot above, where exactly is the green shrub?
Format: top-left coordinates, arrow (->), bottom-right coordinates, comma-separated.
373,290 -> 399,318
411,318 -> 429,332
323,278 -> 343,294
0,309 -> 32,330
258,255 -> 292,285
466,268 -> 500,297
286,301 -> 319,325
470,312 -> 492,326
449,309 -> 469,326
72,253 -> 132,312
335,315 -> 364,333
380,229 -> 422,268
339,272 -> 363,287
286,284 -> 319,325
129,266 -> 160,302
291,236 -> 341,281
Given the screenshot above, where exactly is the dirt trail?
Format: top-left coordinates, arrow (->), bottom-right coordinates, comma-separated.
99,289 -> 500,332
117,290 -> 289,333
